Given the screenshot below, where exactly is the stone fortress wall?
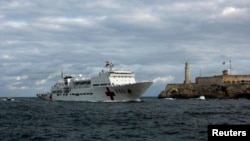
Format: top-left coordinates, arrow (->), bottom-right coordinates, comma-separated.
158,62 -> 250,99
195,70 -> 250,85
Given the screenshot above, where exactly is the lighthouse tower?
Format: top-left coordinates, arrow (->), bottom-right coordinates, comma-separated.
184,61 -> 191,84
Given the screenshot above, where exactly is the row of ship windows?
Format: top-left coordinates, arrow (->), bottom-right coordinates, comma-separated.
111,76 -> 133,78
74,81 -> 91,85
73,77 -> 132,85
93,83 -> 110,86
56,93 -> 93,96
92,80 -> 132,86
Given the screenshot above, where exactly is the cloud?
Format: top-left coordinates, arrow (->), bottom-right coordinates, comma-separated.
221,7 -> 248,17
85,0 -> 123,9
0,54 -> 13,60
38,17 -> 95,28
2,21 -> 28,29
16,75 -> 28,81
0,0 -> 250,97
209,6 -> 249,23
35,79 -> 47,85
1,0 -> 33,9
7,81 -> 30,90
152,76 -> 175,83
8,85 -> 30,90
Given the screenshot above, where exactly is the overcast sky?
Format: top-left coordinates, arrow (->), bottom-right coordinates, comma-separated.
1,0 -> 250,97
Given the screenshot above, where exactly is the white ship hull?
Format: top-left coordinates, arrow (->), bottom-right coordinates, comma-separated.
37,82 -> 152,102
37,61 -> 153,102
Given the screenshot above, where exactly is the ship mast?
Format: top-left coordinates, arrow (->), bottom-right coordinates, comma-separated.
105,61 -> 113,72
61,65 -> 64,78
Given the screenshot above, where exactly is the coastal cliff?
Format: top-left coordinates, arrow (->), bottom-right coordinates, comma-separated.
158,83 -> 250,99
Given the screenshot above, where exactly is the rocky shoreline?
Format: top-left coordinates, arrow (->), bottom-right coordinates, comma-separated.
158,83 -> 250,99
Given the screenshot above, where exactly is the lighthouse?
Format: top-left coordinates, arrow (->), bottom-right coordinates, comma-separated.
184,61 -> 191,84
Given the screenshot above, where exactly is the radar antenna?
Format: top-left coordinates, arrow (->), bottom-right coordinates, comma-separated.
105,61 -> 114,72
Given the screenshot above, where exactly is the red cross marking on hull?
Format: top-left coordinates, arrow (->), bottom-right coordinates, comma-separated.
105,87 -> 115,100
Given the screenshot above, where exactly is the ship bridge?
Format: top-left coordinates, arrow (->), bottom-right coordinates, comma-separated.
109,70 -> 136,85
91,70 -> 136,86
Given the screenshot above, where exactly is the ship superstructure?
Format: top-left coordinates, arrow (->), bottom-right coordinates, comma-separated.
37,61 -> 153,102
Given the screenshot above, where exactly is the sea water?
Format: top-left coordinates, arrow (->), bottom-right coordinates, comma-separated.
0,97 -> 249,141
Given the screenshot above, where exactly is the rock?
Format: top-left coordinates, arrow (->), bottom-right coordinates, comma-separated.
158,83 -> 250,99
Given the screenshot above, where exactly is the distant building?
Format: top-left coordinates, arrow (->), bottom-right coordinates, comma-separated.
195,70 -> 250,85
181,62 -> 250,85
158,62 -> 250,99
184,61 -> 191,84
